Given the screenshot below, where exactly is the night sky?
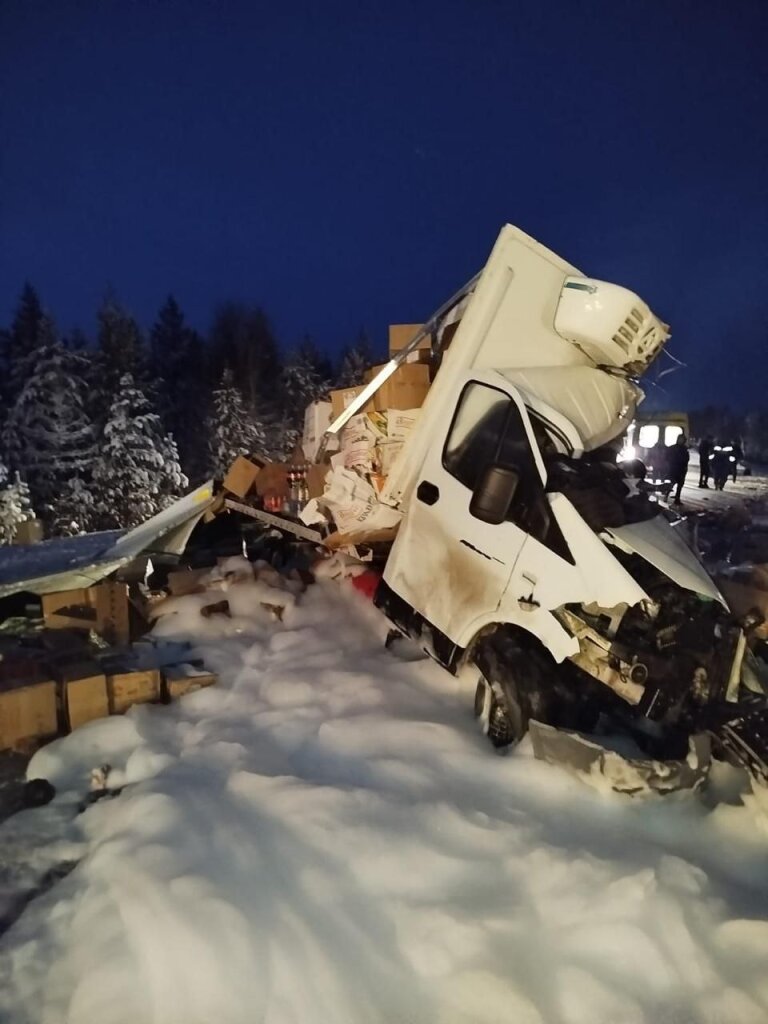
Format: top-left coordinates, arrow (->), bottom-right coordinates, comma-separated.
1,0 -> 766,408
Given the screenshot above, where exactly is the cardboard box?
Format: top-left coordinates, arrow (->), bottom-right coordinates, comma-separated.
255,462 -> 290,500
166,568 -> 210,596
306,464 -> 329,499
107,667 -> 161,714
329,384 -> 374,421
302,401 -> 332,462
0,657 -> 58,749
13,518 -> 44,545
389,323 -> 429,356
222,456 -> 262,499
163,663 -> 217,700
363,363 -> 430,412
42,581 -> 131,645
54,658 -> 110,731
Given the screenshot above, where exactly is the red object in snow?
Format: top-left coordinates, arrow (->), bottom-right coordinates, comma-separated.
350,570 -> 381,601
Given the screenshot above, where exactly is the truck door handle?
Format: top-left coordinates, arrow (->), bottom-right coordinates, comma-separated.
416,480 -> 440,505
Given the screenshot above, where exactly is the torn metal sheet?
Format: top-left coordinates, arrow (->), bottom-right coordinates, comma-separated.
0,482 -> 216,599
529,720 -> 711,795
224,500 -> 323,544
604,517 -> 726,605
104,482 -> 216,561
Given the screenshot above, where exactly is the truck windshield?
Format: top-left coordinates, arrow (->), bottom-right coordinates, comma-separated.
443,382 -> 538,492
442,382 -> 573,561
543,448 -> 660,532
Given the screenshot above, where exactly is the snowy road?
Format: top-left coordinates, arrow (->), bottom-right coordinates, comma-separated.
679,463 -> 768,517
2,578 -> 768,1024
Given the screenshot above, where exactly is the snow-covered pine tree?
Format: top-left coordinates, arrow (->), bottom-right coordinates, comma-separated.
92,373 -> 188,529
276,340 -> 332,457
0,460 -> 33,545
208,304 -> 282,414
4,283 -> 46,407
51,476 -> 98,537
2,337 -> 97,523
96,295 -> 149,420
205,368 -> 266,477
281,341 -> 330,425
336,329 -> 374,387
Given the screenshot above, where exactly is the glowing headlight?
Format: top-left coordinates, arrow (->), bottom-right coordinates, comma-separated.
617,445 -> 636,463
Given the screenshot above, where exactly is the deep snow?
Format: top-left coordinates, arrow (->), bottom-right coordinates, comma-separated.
1,574 -> 768,1024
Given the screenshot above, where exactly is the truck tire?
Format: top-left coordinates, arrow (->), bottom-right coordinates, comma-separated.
473,638 -> 542,749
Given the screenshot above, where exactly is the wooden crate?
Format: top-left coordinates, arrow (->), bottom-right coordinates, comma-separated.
41,581 -> 131,645
53,658 -> 110,731
107,668 -> 161,714
163,663 -> 217,700
0,678 -> 58,750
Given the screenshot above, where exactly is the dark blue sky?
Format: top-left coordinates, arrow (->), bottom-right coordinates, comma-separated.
1,0 -> 766,407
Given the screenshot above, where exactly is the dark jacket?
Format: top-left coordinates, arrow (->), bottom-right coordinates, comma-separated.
667,442 -> 689,478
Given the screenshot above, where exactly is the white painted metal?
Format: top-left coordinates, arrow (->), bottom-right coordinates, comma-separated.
604,518 -> 726,605
500,366 -> 641,453
554,277 -> 670,371
383,370 -> 650,652
381,224 -> 667,508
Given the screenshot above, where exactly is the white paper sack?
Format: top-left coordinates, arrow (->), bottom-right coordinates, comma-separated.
298,498 -> 328,527
319,467 -> 401,533
387,408 -> 420,440
340,429 -> 375,471
375,440 -> 404,476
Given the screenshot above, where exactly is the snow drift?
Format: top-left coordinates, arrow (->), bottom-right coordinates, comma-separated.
1,580 -> 768,1024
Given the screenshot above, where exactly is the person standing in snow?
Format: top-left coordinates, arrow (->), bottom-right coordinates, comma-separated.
698,435 -> 713,488
710,443 -> 731,490
667,434 -> 689,506
731,438 -> 743,483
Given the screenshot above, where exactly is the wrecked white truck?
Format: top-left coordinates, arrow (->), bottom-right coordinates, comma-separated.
312,225 -> 767,789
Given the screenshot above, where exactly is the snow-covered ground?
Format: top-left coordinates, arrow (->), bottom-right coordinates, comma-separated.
2,575 -> 768,1024
679,461 -> 768,516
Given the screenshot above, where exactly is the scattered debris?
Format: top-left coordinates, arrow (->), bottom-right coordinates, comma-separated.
529,721 -> 711,795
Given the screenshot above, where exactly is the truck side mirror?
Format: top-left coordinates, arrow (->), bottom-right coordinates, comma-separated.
470,464 -> 520,524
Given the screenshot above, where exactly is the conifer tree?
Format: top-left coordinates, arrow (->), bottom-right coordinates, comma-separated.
209,304 -> 282,412
96,295 -> 148,413
337,329 -> 374,387
2,337 -> 96,521
0,460 -> 33,545
281,339 -> 331,427
5,283 -> 46,404
205,369 -> 266,477
150,295 -> 208,476
92,373 -> 188,529
52,476 -> 98,537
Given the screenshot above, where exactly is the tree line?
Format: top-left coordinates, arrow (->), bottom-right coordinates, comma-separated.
0,284 -> 374,541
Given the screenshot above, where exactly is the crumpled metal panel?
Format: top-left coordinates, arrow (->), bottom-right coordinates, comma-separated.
529,720 -> 711,795
0,482 -> 215,600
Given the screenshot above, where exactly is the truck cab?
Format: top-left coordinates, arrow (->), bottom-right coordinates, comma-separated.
367,226 -> 751,767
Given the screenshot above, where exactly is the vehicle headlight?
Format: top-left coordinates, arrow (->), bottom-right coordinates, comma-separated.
617,445 -> 636,463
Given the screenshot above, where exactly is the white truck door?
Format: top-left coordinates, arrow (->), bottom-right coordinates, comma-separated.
383,378 -> 548,645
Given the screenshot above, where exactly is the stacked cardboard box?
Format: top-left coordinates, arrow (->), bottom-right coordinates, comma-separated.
388,323 -> 429,357
328,362 -> 430,423
363,363 -> 430,412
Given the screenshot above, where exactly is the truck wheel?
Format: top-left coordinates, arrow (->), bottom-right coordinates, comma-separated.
473,643 -> 533,748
